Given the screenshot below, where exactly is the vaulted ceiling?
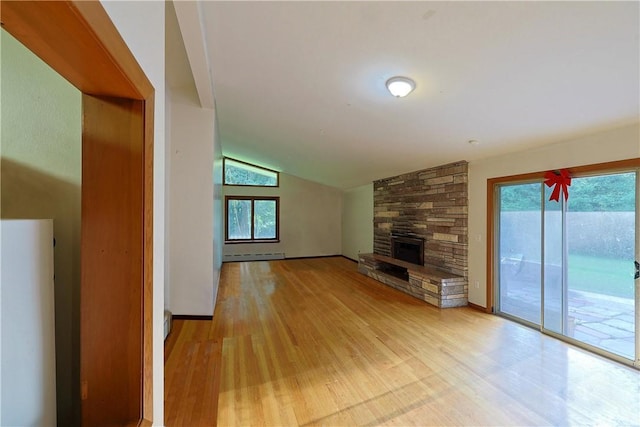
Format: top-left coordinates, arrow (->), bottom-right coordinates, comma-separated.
168,1 -> 639,189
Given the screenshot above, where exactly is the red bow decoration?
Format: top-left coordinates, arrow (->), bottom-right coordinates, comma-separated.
544,169 -> 571,202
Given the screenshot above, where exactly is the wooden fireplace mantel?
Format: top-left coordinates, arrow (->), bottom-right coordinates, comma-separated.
358,253 -> 468,308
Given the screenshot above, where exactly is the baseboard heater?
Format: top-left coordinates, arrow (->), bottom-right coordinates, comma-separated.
223,252 -> 285,262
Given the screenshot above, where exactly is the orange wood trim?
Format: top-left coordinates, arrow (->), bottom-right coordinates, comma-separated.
71,1 -> 153,98
467,302 -> 487,312
142,94 -> 155,424
487,158 -> 640,186
81,95 -> 144,426
1,0 -> 152,99
568,158 -> 640,175
485,158 -> 639,316
485,180 -> 494,314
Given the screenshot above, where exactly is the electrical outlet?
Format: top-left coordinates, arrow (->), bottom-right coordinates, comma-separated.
474,280 -> 480,289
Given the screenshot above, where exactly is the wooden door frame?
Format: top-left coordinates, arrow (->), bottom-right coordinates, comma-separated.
486,158 -> 640,314
2,1 -> 154,425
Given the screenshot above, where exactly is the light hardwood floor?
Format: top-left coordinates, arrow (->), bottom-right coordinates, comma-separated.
165,257 -> 640,426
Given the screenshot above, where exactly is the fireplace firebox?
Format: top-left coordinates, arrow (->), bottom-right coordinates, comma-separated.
390,234 -> 424,266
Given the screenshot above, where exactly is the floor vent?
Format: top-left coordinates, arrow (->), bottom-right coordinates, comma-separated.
223,252 -> 285,262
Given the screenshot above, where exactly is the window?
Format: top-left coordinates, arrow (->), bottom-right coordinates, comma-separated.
224,157 -> 279,187
225,196 -> 279,242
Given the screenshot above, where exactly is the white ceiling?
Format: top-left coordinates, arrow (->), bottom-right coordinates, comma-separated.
170,1 -> 639,189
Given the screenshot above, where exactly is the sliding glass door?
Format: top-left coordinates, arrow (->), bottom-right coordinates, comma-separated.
496,169 -> 638,364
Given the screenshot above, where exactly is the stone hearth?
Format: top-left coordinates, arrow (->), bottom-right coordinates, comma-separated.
358,254 -> 468,308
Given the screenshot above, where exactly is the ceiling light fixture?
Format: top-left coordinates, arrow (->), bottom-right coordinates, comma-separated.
386,76 -> 416,98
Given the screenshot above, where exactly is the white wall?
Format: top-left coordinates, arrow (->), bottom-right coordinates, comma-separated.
164,86 -> 173,310
342,183 -> 374,261
168,88 -> 216,316
1,220 -> 56,427
1,29 -> 81,426
164,0 -> 223,319
224,173 -> 343,258
99,2 -> 166,424
212,117 -> 224,310
468,123 -> 640,307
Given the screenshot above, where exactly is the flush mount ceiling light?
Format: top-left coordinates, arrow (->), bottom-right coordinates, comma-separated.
386,76 -> 416,97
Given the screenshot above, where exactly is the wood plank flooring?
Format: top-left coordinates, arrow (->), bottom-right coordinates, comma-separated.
165,257 -> 640,426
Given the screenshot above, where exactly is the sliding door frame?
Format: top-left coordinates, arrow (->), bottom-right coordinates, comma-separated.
487,158 -> 640,366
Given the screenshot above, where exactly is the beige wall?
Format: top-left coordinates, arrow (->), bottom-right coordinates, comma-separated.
224,173 -> 342,258
341,183 -> 374,261
468,122 -> 640,307
0,29 -> 81,426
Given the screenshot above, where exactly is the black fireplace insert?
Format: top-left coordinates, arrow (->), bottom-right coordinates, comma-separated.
391,234 -> 424,266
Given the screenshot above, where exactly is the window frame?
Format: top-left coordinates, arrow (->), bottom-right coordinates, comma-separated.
225,195 -> 280,243
223,157 -> 280,187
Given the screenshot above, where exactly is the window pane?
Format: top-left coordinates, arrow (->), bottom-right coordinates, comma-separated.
224,158 -> 278,186
227,199 -> 252,239
543,184 -> 564,334
254,200 -> 276,239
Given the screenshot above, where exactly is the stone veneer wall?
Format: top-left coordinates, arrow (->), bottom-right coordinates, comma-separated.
373,161 -> 468,277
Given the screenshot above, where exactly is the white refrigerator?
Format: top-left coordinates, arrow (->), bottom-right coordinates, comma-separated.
0,219 -> 57,426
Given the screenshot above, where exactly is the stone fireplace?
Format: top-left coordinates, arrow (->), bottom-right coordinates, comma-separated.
358,161 -> 469,308
373,161 -> 468,277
